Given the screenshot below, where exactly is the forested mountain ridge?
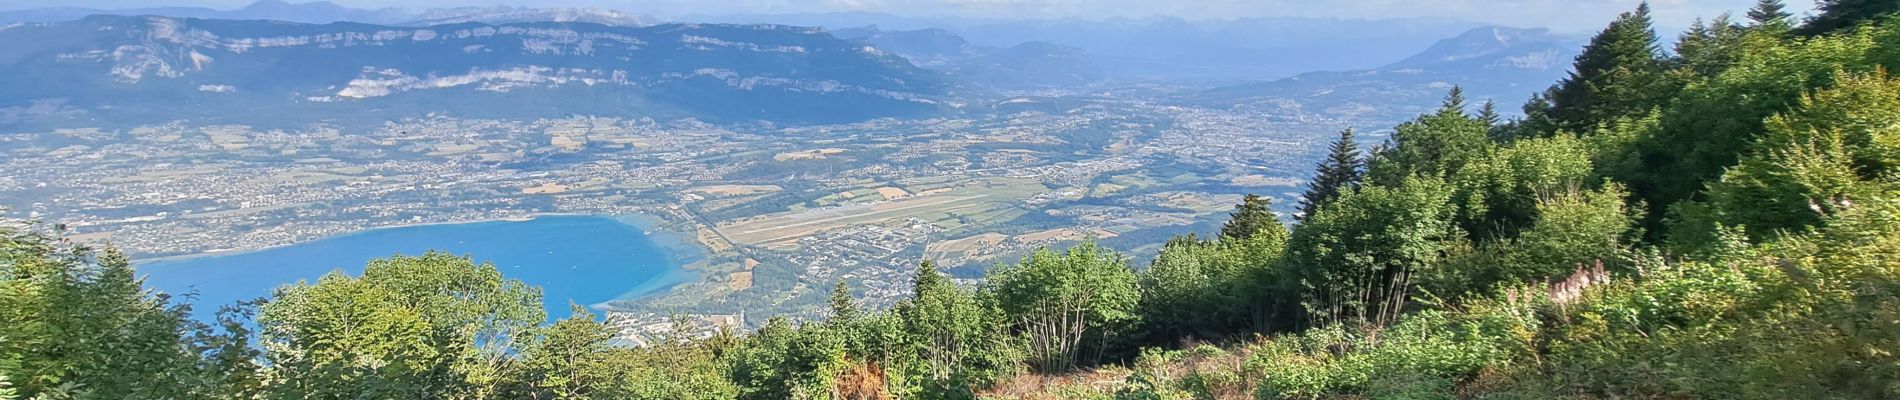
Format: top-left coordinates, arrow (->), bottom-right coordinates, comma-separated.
0,0 -> 415,25
4,1 -> 1900,400
0,15 -> 954,127
1199,25 -> 1581,122
833,26 -> 1107,89
691,13 -> 1482,80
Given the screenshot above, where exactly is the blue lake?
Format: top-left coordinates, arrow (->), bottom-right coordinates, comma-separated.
136,215 -> 697,321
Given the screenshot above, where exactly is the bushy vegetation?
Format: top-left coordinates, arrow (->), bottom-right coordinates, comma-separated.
5,2 -> 1900,399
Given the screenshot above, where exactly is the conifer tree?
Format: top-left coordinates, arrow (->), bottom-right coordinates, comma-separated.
1478,99 -> 1520,143
911,260 -> 946,299
1544,2 -> 1671,133
1477,100 -> 1501,127
1747,0 -> 1793,28
1442,85 -> 1468,113
1222,194 -> 1283,240
1298,129 -> 1364,220
1676,14 -> 1747,77
1801,0 -> 1900,35
1514,90 -> 1560,138
828,280 -> 858,322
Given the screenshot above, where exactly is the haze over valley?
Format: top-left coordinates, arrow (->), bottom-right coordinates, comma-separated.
7,0 -> 1900,398
0,0 -> 1594,331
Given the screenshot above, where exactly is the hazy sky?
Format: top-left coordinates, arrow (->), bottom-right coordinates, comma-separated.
5,0 -> 1817,32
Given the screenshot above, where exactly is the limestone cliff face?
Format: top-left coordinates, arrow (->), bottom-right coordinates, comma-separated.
0,15 -> 958,126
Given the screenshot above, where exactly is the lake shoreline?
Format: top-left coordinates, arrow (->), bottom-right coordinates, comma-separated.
133,213 -> 716,317
132,212 -> 707,268
599,213 -> 710,303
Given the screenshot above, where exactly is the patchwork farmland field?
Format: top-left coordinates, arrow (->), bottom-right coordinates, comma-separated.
713,179 -> 1048,248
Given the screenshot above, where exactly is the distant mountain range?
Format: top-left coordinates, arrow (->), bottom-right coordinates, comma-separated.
0,3 -> 1581,128
689,12 -> 1485,80
833,27 -> 1103,90
404,6 -> 657,27
0,15 -> 956,127
0,1 -> 656,28
0,0 -> 413,25
831,27 -> 974,67
1197,26 -> 1582,122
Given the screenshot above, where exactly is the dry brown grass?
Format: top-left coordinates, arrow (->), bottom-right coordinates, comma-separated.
875,186 -> 910,199
1159,344 -> 1257,400
65,231 -> 114,244
982,367 -> 1127,399
773,148 -> 848,161
521,182 -> 568,194
696,226 -> 733,253
689,184 -> 783,196
716,194 -> 994,246
981,339 -> 1268,400
926,232 -> 1008,256
1230,175 -> 1302,187
725,271 -> 753,291
832,360 -> 892,400
550,134 -> 585,150
1016,228 -> 1091,244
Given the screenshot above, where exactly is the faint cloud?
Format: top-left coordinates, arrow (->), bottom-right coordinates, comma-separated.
48,0 -> 1814,33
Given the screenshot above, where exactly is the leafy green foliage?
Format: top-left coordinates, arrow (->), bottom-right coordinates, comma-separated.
516,309 -> 738,400
0,374 -> 15,400
892,261 -> 1016,397
1429,185 -> 1638,298
726,318 -> 848,400
1504,186 -> 1639,275
1447,133 -> 1597,239
1138,232 -> 1290,341
515,306 -> 742,400
1287,176 -> 1458,327
1368,91 -> 1492,185
518,307 -> 617,399
15,6 -> 1900,400
1673,69 -> 1900,249
257,252 -> 544,399
1243,306 -> 1530,399
1614,21 -> 1895,230
988,241 -> 1141,372
197,302 -> 265,399
0,230 -> 215,399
